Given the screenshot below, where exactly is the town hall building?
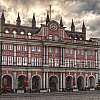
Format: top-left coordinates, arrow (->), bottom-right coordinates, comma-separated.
0,10 -> 99,92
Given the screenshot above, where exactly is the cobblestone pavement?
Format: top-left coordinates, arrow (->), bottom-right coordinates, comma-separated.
0,91 -> 100,100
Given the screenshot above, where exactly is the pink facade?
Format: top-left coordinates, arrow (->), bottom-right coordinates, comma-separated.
0,12 -> 99,92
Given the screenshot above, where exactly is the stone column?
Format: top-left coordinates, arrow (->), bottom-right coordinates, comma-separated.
84,75 -> 86,88
28,72 -> 31,89
74,73 -> 77,88
46,72 -> 48,89
95,73 -> 98,85
43,46 -> 45,65
43,72 -> 46,89
74,49 -> 77,66
61,47 -> 64,65
85,74 -> 88,88
13,72 -> 17,92
46,47 -> 48,65
63,73 -> 65,89
85,50 -> 87,66
60,72 -> 63,91
28,46 -> 31,64
95,50 -> 98,67
14,45 -> 16,65
58,77 -> 59,91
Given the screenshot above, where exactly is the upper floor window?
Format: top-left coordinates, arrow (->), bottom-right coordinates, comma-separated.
5,29 -> 9,33
54,59 -> 59,67
65,59 -> 68,67
87,60 -> 91,67
13,30 -> 17,37
48,35 -> 53,40
81,60 -> 85,67
32,58 -> 36,66
92,51 -> 95,55
49,48 -> 52,53
23,57 -> 27,65
55,48 -> 58,54
77,50 -> 80,55
91,61 -> 95,67
54,35 -> 59,41
32,46 -> 36,52
8,56 -> 13,65
65,49 -> 69,54
69,60 -> 74,67
28,32 -> 31,36
20,31 -> 24,35
3,44 -> 7,50
76,60 -> 80,67
81,50 -> 84,55
37,47 -> 41,52
23,46 -> 27,51
8,45 -> 13,50
2,56 -> 7,65
49,58 -> 53,66
87,51 -> 91,55
17,57 -> 22,65
70,49 -> 74,55
17,45 -> 21,51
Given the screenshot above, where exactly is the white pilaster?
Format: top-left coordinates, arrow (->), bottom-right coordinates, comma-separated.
63,73 -> 65,89
46,72 -> 48,89
13,72 -> 17,91
28,46 -> 31,64
46,47 -> 48,64
74,73 -> 77,88
85,50 -> 87,66
96,50 -> 98,67
58,77 -> 59,91
74,49 -> 76,66
28,72 -> 31,89
43,72 -> 45,89
44,46 -> 45,64
60,73 -> 63,91
14,45 -> 16,64
95,73 -> 98,85
61,48 -> 62,65
63,48 -> 64,65
85,74 -> 88,88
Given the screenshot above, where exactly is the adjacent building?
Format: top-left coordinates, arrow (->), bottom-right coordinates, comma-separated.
0,11 -> 99,92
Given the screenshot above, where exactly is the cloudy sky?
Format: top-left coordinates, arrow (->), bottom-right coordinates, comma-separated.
0,0 -> 100,39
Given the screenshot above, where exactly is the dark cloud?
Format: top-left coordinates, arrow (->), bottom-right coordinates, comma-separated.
0,0 -> 100,39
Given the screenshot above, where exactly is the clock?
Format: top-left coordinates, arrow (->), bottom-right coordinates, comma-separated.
48,21 -> 59,31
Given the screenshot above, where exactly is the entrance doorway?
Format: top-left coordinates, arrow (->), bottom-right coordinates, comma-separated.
18,75 -> 26,89
88,76 -> 95,88
32,75 -> 41,91
77,76 -> 84,90
66,76 -> 72,89
49,76 -> 58,92
2,75 -> 12,92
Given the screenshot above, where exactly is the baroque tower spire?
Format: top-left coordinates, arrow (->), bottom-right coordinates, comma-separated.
1,11 -> 5,25
32,13 -> 36,28
60,17 -> 63,27
16,12 -> 21,26
71,19 -> 75,32
46,11 -> 50,25
82,21 -> 86,33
